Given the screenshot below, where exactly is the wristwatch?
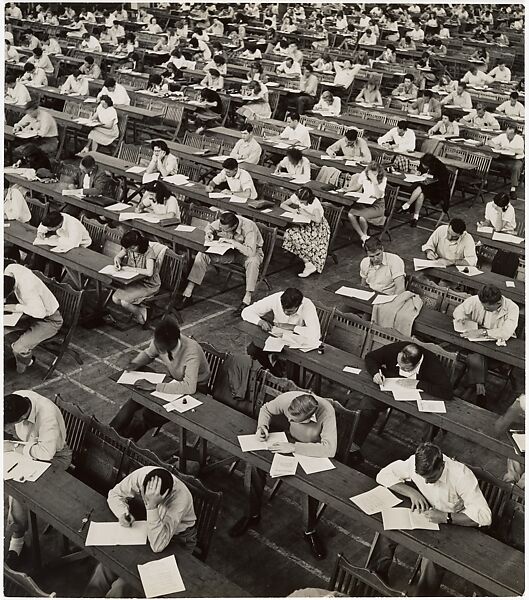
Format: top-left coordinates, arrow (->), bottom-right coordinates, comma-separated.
446,512 -> 452,524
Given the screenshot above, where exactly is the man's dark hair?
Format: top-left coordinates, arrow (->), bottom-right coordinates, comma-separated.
423,89 -> 433,99
415,442 -> 443,477
397,120 -> 408,130
41,210 -> 63,228
286,147 -> 303,163
511,91 -> 519,100
287,111 -> 300,122
345,129 -> 359,142
222,158 -> 238,171
80,155 -> 96,169
104,77 -> 116,88
400,343 -> 423,367
143,468 -> 174,496
84,55 -> 95,65
23,63 -> 35,73
4,393 -> 32,425
404,74 -> 414,82
153,316 -> 181,359
242,123 -> 254,133
219,210 -> 239,228
478,285 -> 502,305
33,47 -> 43,57
449,217 -> 466,234
280,288 -> 303,310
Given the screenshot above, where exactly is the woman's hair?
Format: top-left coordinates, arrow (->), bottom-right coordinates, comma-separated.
121,229 -> 149,253
365,161 -> 386,183
286,148 -> 303,164
296,186 -> 315,204
99,94 -> 113,107
153,181 -> 172,204
365,76 -> 380,90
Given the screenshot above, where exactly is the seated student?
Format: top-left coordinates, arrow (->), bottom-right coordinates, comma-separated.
374,443 -> 491,594
108,21 -> 126,44
19,62 -> 48,87
312,90 -> 341,115
112,230 -> 161,324
12,143 -> 51,172
86,467 -> 197,598
229,390 -> 336,560
276,56 -> 301,77
145,16 -> 163,34
377,120 -> 416,153
427,112 -> 460,137
488,60 -> 512,83
326,128 -> 371,162
440,81 -> 473,109
345,162 -> 388,244
311,53 -> 334,73
358,28 -> 377,45
408,20 -> 425,42
422,218 -> 477,266
377,43 -> 397,63
97,77 -> 131,106
229,124 -> 262,165
469,47 -> 490,69
488,125 -> 525,200
453,285 -> 520,408
275,148 -> 311,180
430,38 -> 447,56
4,75 -> 31,106
136,181 -> 181,222
408,89 -> 442,118
4,264 -> 63,374
495,394 -> 525,488
200,68 -> 224,91
176,210 -> 263,311
27,46 -> 54,74
13,101 -> 58,155
237,79 -> 272,120
398,35 -> 416,50
145,140 -> 179,177
4,391 -> 72,568
80,31 -> 102,52
5,39 -> 20,63
399,153 -> 451,226
332,59 -> 361,89
391,74 -> 419,101
80,95 -> 119,154
60,70 -> 89,96
190,88 -> 224,133
206,16 -> 224,35
296,65 -> 319,114
360,237 -> 406,295
479,192 -> 516,233
204,54 -> 227,75
240,42 -> 262,61
74,154 -> 114,198
207,158 -> 257,199
496,92 -> 524,118
355,77 -> 383,106
460,103 -> 500,130
279,112 -> 312,148
152,34 -> 171,54
287,42 -> 304,65
24,30 -> 41,50
432,74 -> 458,95
110,317 -> 210,440
116,33 -> 139,56
189,36 -> 212,61
79,55 -> 102,79
280,186 -> 330,278
36,210 -> 92,253
4,181 -> 31,223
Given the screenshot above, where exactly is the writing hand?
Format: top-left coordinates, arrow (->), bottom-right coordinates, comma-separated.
134,379 -> 156,391
408,489 -> 430,512
373,372 -> 385,386
118,512 -> 135,527
269,442 -> 296,453
256,426 -> 269,441
113,257 -> 122,270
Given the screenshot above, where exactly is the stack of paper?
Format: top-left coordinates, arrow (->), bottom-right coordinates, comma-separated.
106,202 -> 131,211
238,432 -> 288,452
208,191 -> 232,199
155,393 -> 203,413
162,174 -> 189,186
413,258 -> 447,271
142,173 -> 160,184
269,453 -> 298,478
335,286 -> 374,301
343,366 -> 362,374
511,432 -> 525,453
382,508 -> 439,531
417,399 -> 446,413
138,555 -> 185,598
350,486 -> 402,515
404,175 -> 427,183
126,166 -> 146,174
99,265 -> 138,280
229,196 -> 247,203
175,225 -> 196,233
117,371 -> 166,385
205,242 -> 234,255
86,521 -> 148,546
62,188 -> 84,197
294,455 -> 335,475
263,336 -> 286,352
273,142 -> 292,149
492,232 -> 523,244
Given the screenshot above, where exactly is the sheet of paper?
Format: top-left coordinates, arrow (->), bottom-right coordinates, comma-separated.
273,142 -> 291,149
162,394 -> 203,413
50,244 -> 76,254
456,265 -> 483,276
294,455 -> 335,475
229,195 -> 247,203
476,225 -> 493,234
61,188 -> 85,197
379,378 -> 414,391
86,521 -> 148,546
117,371 -> 166,385
142,173 -> 160,184
350,486 -> 403,515
98,265 -> 138,280
453,319 -> 478,333
209,155 -> 232,162
335,286 -> 375,301
506,281 -> 516,288
150,391 -> 184,403
175,225 -> 196,232
16,131 -> 38,139
106,202 -> 131,211
403,175 -> 426,183
465,335 -> 496,343
118,212 -> 139,222
382,508 -> 439,531
410,510 -> 440,530
4,312 -> 23,327
33,236 -> 59,246
372,294 -> 397,305
238,432 -> 288,452
355,194 -> 377,205
3,453 -> 50,482
206,242 -> 232,255
83,97 -> 97,103
391,388 -> 421,401
138,555 -> 185,598
413,258 -> 447,271
208,191 -> 232,198
269,453 -> 298,478
492,232 -> 523,244
292,214 -> 311,223
512,433 -> 525,453
291,177 -> 311,184
134,213 -> 162,223
343,366 -> 362,374
263,336 -> 286,352
162,174 -> 189,186
417,399 -> 446,413
126,166 -> 146,174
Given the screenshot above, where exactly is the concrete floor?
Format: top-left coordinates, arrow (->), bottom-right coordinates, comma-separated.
4,184 -> 524,597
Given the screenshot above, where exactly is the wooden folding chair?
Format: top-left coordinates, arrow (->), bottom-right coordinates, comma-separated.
329,553 -> 405,596
4,566 -> 56,597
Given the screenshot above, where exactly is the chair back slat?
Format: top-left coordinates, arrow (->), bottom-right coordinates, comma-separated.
406,276 -> 447,311
80,215 -> 107,252
4,566 -> 55,597
201,343 -> 228,392
314,302 -> 335,342
329,554 -> 405,596
327,310 -> 370,356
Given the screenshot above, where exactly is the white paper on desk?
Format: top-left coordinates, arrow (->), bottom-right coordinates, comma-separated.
413,258 -> 447,271
238,432 -> 288,452
263,336 -> 286,353
50,244 -> 76,254
118,212 -> 139,222
269,453 -> 298,478
208,191 -> 232,198
372,294 -> 397,305
117,371 -> 166,385
206,242 -> 233,255
273,142 -> 291,149
162,174 -> 189,186
209,155 -> 231,163
229,195 -> 247,203
106,202 -> 131,211
135,213 -> 162,223
138,554 -> 185,598
13,459 -> 50,482
512,433 -> 525,453
291,177 -> 311,184
294,454 -> 335,475
98,265 -> 138,280
162,394 -> 203,413
492,232 -> 523,244
61,188 -> 84,197
335,286 -> 375,301
175,225 -> 196,232
350,486 -> 402,515
382,508 -> 439,531
292,214 -> 312,223
76,118 -> 98,126
506,281 -> 516,288
465,335 -> 496,342
86,521 -> 148,546
125,166 -> 146,174
261,208 -> 273,213
4,312 -> 23,327
343,366 -> 362,374
417,399 -> 446,413
83,97 -> 97,103
142,172 -> 160,184
379,378 -> 415,391
456,265 -> 483,276
15,131 -> 38,139
404,174 -> 426,183
33,235 -> 60,246
391,388 -> 422,401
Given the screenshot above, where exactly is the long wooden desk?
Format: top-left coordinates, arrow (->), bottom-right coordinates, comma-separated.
5,469 -> 249,598
467,223 -> 526,257
117,378 -> 524,596
324,280 -> 525,369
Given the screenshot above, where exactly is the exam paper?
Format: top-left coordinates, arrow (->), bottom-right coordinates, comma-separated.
117,371 -> 166,385
343,366 -> 362,374
138,555 -> 185,598
273,142 -> 291,149
126,166 -> 146,174
492,232 -> 523,244
335,286 -> 375,301
294,455 -> 335,475
229,195 -> 247,203
161,395 -> 203,413
98,265 -> 138,280
476,226 -> 493,234
456,265 -> 483,276
106,202 -> 131,211
291,177 -> 311,184
238,432 -> 288,452
4,453 -> 50,482
292,215 -> 312,223
512,433 -> 525,453
391,388 -> 421,401
382,508 -> 439,531
175,225 -> 196,232
142,173 -> 160,184
403,175 -> 426,183
85,521 -> 148,546
413,258 -> 447,271
269,453 -> 298,478
453,320 -> 478,333
206,242 -> 233,255
162,174 -> 189,186
208,191 -> 232,198
61,188 -> 85,197
506,281 -> 516,288
355,195 -> 377,205
263,336 -> 286,352
350,486 -> 402,515
372,294 -> 397,305
4,312 -> 23,327
417,400 -> 446,413
50,244 -> 76,254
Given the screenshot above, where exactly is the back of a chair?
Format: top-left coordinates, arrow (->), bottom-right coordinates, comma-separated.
332,402 -> 361,464
26,196 -> 48,227
256,371 -> 303,413
406,276 -> 446,311
63,101 -> 81,118
113,112 -> 129,156
321,120 -> 346,136
309,132 -> 321,151
36,273 -> 83,332
148,99 -> 168,119
265,186 -> 291,205
384,115 -> 400,127
133,94 -> 151,109
515,219 -> 524,238
268,89 -> 281,118
382,183 -> 400,218
80,215 -> 107,252
516,257 -> 525,282
464,150 -> 493,178
186,203 -> 219,228
327,310 -> 370,356
300,115 -> 324,130
164,103 -> 184,133
4,566 -> 55,598
322,201 -> 344,252
362,322 -> 403,357
177,157 -> 208,182
183,131 -> 222,154
158,246 -> 185,294
257,222 -> 277,284
440,289 -> 470,317
329,554 -> 405,597
200,342 -> 227,393
117,141 -> 140,163
102,225 -> 123,258
314,302 -> 335,343
53,393 -> 89,471
138,144 -> 153,166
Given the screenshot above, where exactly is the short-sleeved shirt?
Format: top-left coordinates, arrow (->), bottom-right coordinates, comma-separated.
358,171 -> 387,198
122,246 -> 161,290
360,252 -> 405,294
212,168 -> 257,199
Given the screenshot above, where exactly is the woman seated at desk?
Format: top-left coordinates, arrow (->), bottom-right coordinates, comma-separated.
136,181 -> 181,222
377,43 -> 397,64
188,36 -> 212,61
427,112 -> 460,137
355,77 -> 383,106
145,140 -> 179,178
240,42 -> 263,61
311,53 -> 334,73
144,16 -> 163,34
398,35 -> 416,50
200,68 -> 224,91
236,81 -> 272,121
312,90 -> 341,116
153,34 -> 172,54
188,87 -> 224,133
80,95 -> 119,155
274,148 -> 312,180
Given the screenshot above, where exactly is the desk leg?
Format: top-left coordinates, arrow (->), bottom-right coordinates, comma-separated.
29,511 -> 42,570
178,425 -> 188,474
243,462 -> 252,497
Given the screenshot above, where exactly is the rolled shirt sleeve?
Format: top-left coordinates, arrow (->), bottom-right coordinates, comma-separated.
107,470 -> 139,519
376,457 -> 414,488
454,464 -> 492,527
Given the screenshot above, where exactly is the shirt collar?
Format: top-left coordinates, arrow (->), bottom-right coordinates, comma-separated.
25,400 -> 37,424
398,354 -> 424,378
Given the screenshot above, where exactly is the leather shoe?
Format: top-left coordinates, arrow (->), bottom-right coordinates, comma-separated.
410,218 -> 418,228
5,550 -> 21,570
232,302 -> 248,316
173,295 -> 189,311
229,514 -> 260,537
304,531 -> 326,560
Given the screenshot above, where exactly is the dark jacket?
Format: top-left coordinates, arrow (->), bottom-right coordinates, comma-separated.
364,341 -> 453,400
76,165 -> 114,196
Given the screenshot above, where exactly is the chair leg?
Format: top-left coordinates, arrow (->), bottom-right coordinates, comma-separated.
376,407 -> 393,435
267,479 -> 283,502
152,425 -> 163,437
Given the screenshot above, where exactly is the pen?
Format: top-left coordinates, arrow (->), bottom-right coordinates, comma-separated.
78,508 -> 94,533
7,463 -> 18,474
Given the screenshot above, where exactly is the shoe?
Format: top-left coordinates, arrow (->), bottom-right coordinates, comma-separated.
232,302 -> 248,316
397,204 -> 410,214
173,295 -> 189,311
5,550 -> 21,570
304,531 -> 326,560
298,264 -> 317,278
410,218 -> 418,228
229,514 -> 260,538
509,190 -> 517,200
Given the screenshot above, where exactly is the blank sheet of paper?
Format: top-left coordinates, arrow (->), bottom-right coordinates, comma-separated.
335,286 -> 375,301
85,521 -> 148,546
417,400 -> 446,413
117,371 -> 165,385
138,555 -> 185,598
294,455 -> 335,475
4,312 -> 23,327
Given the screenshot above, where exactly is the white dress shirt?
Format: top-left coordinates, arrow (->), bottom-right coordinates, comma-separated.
490,133 -> 525,158
280,123 -> 312,148
377,127 -> 416,152
212,168 -> 257,199
453,295 -> 519,341
484,201 -> 516,233
422,225 -> 477,266
4,263 -> 59,318
496,101 -> 524,118
97,83 -> 131,106
488,66 -> 511,83
230,137 -> 262,164
36,213 -> 92,249
5,82 -> 31,106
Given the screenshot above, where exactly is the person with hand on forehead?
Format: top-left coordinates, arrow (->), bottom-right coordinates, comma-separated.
145,140 -> 179,177
86,467 -> 196,598
373,443 -> 491,595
